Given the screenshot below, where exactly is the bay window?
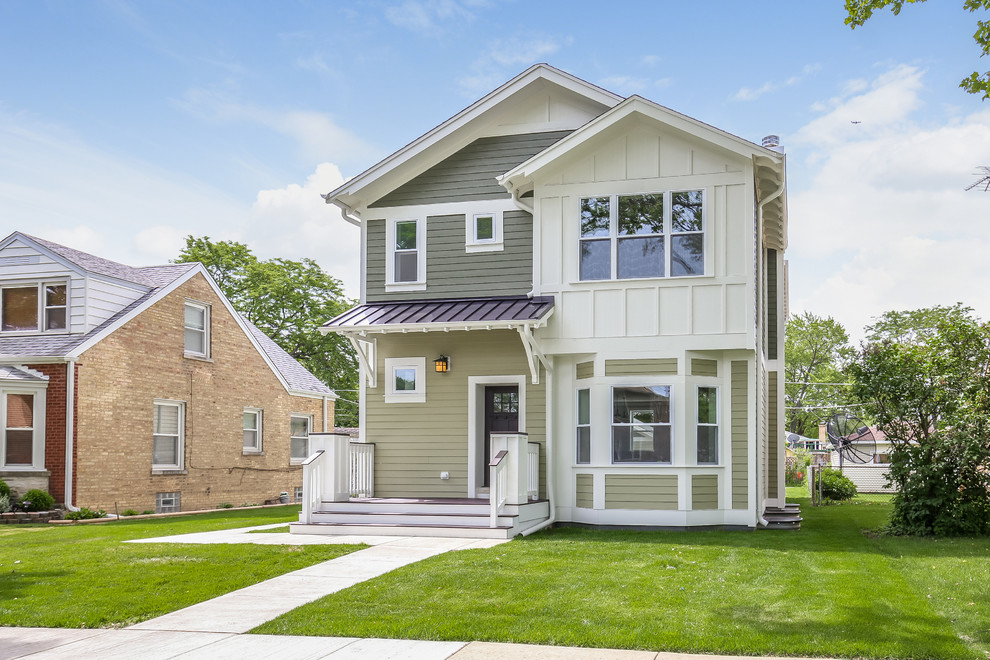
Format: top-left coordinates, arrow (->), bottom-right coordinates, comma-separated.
611,386 -> 671,463
576,389 -> 590,464
697,386 -> 719,464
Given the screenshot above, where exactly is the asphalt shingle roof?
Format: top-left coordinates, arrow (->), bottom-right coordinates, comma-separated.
241,316 -> 334,396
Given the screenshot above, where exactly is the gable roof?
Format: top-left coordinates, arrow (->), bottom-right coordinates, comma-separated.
325,63 -> 622,219
241,316 -> 333,396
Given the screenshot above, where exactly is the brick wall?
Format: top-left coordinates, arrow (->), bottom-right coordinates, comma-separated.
74,273 -> 331,512
23,363 -> 77,505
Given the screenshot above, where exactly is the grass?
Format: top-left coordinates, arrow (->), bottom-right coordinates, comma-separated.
247,525 -> 291,534
0,505 -> 364,628
253,496 -> 989,660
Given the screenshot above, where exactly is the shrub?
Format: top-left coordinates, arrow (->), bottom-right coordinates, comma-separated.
64,507 -> 107,521
217,502 -> 233,509
19,489 -> 55,512
0,478 -> 10,499
0,494 -> 12,514
141,510 -> 154,515
819,468 -> 858,502
120,509 -> 139,516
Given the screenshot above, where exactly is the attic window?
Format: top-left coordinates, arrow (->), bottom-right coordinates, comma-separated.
465,212 -> 503,253
0,283 -> 67,332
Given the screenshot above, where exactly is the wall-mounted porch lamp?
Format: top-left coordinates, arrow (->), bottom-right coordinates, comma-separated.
434,355 -> 450,373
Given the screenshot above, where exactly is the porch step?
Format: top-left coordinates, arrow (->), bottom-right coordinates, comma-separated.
760,504 -> 802,531
309,510 -> 518,527
290,521 -> 515,540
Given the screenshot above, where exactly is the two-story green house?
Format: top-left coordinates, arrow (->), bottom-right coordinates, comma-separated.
294,64 -> 790,538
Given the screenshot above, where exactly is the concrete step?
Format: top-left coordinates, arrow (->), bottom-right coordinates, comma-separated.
310,511 -> 517,527
290,521 -> 514,539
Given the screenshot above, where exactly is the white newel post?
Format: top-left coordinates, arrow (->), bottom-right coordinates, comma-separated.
491,433 -> 529,505
309,432 -> 351,502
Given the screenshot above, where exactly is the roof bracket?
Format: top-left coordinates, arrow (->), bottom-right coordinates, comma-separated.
516,324 -> 551,385
347,335 -> 377,389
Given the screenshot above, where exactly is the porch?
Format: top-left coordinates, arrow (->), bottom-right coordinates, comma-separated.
292,432 -> 550,539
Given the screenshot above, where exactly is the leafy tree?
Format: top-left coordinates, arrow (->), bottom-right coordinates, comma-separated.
845,0 -> 990,99
174,237 -> 358,424
785,313 -> 857,438
852,304 -> 990,535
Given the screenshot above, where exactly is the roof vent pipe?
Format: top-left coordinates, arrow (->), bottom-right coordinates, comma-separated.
762,135 -> 784,153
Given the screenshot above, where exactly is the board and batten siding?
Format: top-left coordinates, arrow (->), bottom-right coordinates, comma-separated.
604,358 -> 677,377
692,474 -> 718,510
690,358 -> 718,377
604,474 -> 678,510
365,210 -> 534,303
365,330 -> 545,498
768,370 -> 779,499
731,360 -> 749,509
575,473 -> 593,508
369,131 -> 573,208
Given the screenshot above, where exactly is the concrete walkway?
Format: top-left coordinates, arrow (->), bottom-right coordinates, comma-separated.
0,524 -> 827,659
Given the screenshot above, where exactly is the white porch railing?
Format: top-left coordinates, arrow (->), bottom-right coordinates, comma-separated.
527,442 -> 540,501
349,442 -> 375,498
299,433 -> 355,524
301,449 -> 325,525
489,450 -> 507,528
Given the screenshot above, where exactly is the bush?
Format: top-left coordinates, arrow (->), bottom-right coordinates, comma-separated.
19,489 -> 55,512
217,502 -> 233,509
120,509 -> 139,516
0,494 -> 12,514
140,510 -> 154,515
64,507 -> 107,521
0,478 -> 10,499
819,468 -> 858,502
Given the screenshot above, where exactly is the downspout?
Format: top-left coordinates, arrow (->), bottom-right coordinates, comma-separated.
521,356 -> 555,536
322,396 -> 329,433
64,358 -> 79,512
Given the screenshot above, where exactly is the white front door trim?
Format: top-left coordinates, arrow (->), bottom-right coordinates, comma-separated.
467,374 -> 527,498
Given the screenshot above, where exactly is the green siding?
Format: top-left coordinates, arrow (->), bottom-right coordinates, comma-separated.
604,358 -> 677,377
366,210 -> 533,302
767,249 -> 778,360
604,474 -> 678,510
576,361 -> 594,379
768,370 -> 779,499
365,330 -> 545,498
370,131 -> 572,208
692,475 -> 718,510
690,358 -> 718,377
731,360 -> 749,509
575,474 -> 593,509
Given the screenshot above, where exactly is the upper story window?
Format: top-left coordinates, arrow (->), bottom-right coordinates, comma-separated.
1,283 -> 67,333
579,190 -> 705,281
183,301 -> 210,358
465,212 -> 504,253
386,219 -> 425,290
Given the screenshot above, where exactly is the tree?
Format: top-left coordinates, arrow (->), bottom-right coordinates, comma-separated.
174,237 -> 359,423
845,0 -> 990,100
785,313 -> 857,438
851,305 -> 990,536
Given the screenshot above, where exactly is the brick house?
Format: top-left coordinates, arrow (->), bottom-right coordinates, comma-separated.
0,232 -> 336,513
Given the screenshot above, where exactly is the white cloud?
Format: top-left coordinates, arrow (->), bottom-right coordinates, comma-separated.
133,226 -> 190,262
786,65 -> 990,341
384,0 -> 478,34
457,35 -> 568,96
734,63 -> 821,101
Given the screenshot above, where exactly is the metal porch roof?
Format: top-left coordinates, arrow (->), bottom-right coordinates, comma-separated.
323,295 -> 555,331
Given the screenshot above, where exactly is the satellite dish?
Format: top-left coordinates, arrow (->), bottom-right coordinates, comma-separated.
825,412 -> 876,465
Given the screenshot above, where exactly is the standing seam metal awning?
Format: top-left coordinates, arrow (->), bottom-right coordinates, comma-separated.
322,295 -> 555,332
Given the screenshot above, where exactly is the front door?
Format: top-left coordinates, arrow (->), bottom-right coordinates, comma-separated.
484,386 -> 519,487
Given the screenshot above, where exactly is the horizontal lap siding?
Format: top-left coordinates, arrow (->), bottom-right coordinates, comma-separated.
366,331 -> 544,498
731,360 -> 749,509
767,249 -> 777,360
604,358 -> 677,377
575,474 -> 593,509
604,474 -> 678,510
365,210 -> 533,302
768,370 -> 779,499
690,358 -> 718,377
576,361 -> 594,379
369,131 -> 572,208
692,475 -> 718,510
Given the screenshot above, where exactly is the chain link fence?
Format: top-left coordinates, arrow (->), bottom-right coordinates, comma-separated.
808,462 -> 896,505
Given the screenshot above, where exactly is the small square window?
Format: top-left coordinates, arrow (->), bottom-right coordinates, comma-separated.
384,357 -> 426,403
465,212 -> 503,252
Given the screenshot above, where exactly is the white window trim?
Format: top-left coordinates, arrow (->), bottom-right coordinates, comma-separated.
384,357 -> 426,404
577,190 -> 707,282
243,407 -> 263,454
575,388 -> 591,465
0,386 -> 47,470
183,300 -> 211,359
0,282 -> 69,335
385,218 -> 426,291
696,385 -> 720,466
289,413 -> 313,465
465,211 -> 504,252
610,384 -> 673,465
152,399 -> 185,471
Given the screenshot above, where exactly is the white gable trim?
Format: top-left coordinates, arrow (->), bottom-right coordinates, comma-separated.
325,64 -> 623,217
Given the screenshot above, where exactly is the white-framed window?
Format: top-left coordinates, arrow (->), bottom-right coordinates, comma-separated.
697,386 -> 719,464
183,301 -> 210,358
0,282 -> 67,333
579,190 -> 705,281
576,388 -> 591,464
294,486 -> 303,502
3,392 -> 34,467
243,408 -> 262,453
290,414 -> 312,463
153,400 -> 184,470
611,386 -> 672,463
386,218 -> 426,290
384,357 -> 426,403
156,491 -> 180,513
465,211 -> 504,252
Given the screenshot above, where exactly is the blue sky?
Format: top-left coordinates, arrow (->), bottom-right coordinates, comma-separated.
1,1 -> 988,339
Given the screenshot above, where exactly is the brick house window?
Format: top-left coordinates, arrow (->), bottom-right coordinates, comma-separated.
153,400 -> 184,470
156,491 -> 180,513
243,408 -> 262,453
290,414 -> 311,464
183,301 -> 210,358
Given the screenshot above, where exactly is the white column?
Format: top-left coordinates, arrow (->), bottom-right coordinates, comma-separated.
309,432 -> 351,502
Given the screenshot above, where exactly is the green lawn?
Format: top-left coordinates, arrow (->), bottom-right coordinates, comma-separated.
254,497 -> 989,660
0,506 -> 363,628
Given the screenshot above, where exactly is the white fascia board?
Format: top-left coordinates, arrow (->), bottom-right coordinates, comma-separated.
0,357 -> 73,365
325,64 -> 623,211
499,96 -> 785,190
289,388 -> 339,401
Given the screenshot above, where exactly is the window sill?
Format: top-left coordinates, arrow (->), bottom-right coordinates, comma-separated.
465,242 -> 504,253
385,282 -> 426,292
242,450 -> 265,456
384,393 -> 426,404
183,353 -> 214,362
151,469 -> 188,476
